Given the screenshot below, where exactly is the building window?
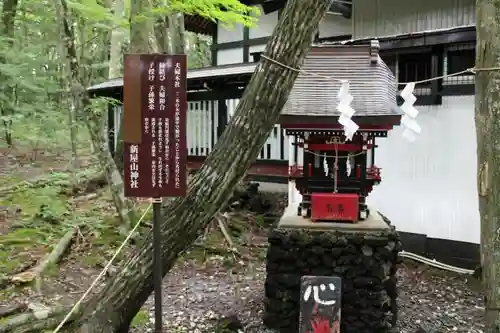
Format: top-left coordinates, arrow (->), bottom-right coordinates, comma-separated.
398,52 -> 432,86
381,55 -> 397,76
382,51 -> 441,105
447,49 -> 475,75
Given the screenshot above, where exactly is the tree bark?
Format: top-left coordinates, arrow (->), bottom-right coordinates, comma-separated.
72,0 -> 332,332
475,1 -> 500,331
0,0 -> 18,147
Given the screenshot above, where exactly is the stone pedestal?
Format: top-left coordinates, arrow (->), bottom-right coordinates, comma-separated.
263,209 -> 402,333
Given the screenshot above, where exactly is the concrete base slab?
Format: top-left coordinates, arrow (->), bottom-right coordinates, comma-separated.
278,204 -> 389,232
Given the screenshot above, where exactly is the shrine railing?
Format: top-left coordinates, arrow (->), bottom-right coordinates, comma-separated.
288,165 -> 382,181
112,98 -> 289,163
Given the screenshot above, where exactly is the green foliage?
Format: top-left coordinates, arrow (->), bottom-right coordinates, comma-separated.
152,0 -> 260,28
0,0 -> 258,149
131,310 -> 149,327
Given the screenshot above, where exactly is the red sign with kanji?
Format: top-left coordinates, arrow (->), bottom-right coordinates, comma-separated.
123,54 -> 187,198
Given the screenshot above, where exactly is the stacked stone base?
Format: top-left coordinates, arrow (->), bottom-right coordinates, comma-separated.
263,226 -> 402,333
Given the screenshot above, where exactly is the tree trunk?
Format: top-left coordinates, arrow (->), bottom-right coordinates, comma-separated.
68,96 -> 79,169
152,0 -> 169,53
0,0 -> 18,147
475,1 -> 500,331
168,12 -> 185,54
73,0 -> 332,331
104,0 -> 139,231
114,0 -> 185,173
52,0 -> 137,232
113,0 -> 159,175
108,0 -> 124,80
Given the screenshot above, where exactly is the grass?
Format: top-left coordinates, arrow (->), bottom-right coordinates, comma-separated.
0,156 -> 132,281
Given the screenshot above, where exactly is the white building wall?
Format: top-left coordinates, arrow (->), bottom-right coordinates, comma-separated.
319,13 -> 352,39
216,21 -> 244,65
352,0 -> 475,38
216,6 -> 353,65
217,49 -> 244,66
249,7 -> 278,39
217,23 -> 243,43
367,96 -> 480,244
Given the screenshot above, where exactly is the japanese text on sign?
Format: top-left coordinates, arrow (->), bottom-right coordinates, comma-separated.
173,61 -> 182,189
148,62 -> 155,112
123,54 -> 186,198
164,117 -> 170,185
129,145 -> 139,189
124,54 -> 187,197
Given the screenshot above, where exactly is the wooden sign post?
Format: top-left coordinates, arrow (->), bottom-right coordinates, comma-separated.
299,275 -> 342,333
123,53 -> 187,333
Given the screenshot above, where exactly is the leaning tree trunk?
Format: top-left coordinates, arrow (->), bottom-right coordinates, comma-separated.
6,0 -> 333,332
476,1 -> 500,331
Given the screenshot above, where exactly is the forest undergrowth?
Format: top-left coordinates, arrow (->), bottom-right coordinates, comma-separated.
0,125 -> 274,332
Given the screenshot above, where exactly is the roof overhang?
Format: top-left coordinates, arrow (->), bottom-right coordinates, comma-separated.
184,15 -> 216,35
332,25 -> 476,50
259,0 -> 352,18
87,62 -> 257,98
279,114 -> 401,128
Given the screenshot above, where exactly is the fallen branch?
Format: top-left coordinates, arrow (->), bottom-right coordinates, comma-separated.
13,259 -> 37,275
0,304 -> 27,318
0,258 -> 38,290
193,244 -> 240,258
216,213 -> 237,251
0,313 -> 34,332
69,191 -> 102,204
0,305 -> 74,333
8,227 -> 78,292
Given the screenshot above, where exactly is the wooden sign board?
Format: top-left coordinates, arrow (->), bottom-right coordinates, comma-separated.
299,275 -> 342,333
123,54 -> 187,198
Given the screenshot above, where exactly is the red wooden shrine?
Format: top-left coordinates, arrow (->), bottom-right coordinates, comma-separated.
287,127 -> 395,223
280,41 -> 400,223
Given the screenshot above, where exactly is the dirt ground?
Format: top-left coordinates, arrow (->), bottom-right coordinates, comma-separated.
0,147 -> 486,333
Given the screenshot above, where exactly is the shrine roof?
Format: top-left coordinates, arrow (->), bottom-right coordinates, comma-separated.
281,41 -> 400,118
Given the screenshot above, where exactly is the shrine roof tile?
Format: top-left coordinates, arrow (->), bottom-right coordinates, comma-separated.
281,42 -> 400,117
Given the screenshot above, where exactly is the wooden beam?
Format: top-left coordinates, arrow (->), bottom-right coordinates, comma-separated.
279,115 -> 401,127
212,36 -> 270,50
187,88 -> 244,101
243,26 -> 250,62
211,22 -> 218,66
349,26 -> 476,50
